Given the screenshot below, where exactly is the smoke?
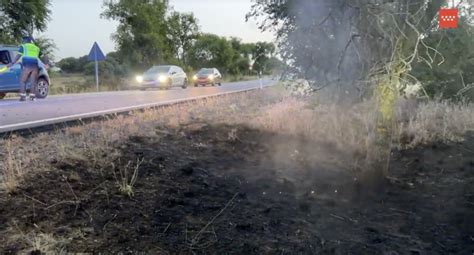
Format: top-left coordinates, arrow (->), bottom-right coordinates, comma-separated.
280,0 -> 366,101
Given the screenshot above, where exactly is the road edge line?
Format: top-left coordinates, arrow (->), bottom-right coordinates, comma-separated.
0,85 -> 273,135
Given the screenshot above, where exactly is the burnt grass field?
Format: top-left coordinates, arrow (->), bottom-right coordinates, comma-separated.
0,90 -> 473,254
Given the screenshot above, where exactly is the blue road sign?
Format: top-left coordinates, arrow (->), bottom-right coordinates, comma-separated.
88,42 -> 106,91
88,42 -> 106,62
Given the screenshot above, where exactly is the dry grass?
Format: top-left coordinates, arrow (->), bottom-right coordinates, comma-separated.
250,96 -> 474,170
1,139 -> 24,193
395,99 -> 474,148
252,98 -> 375,152
251,97 -> 376,171
0,87 -> 473,193
0,137 -> 42,193
0,89 -> 284,193
0,87 -> 473,253
112,158 -> 144,197
4,223 -> 68,254
49,74 -> 129,95
19,232 -> 67,254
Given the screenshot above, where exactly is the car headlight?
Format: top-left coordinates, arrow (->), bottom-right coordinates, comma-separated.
193,75 -> 197,80
136,75 -> 143,83
208,74 -> 214,80
158,75 -> 168,83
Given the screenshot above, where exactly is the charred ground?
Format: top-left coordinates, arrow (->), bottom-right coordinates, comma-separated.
1,121 -> 473,254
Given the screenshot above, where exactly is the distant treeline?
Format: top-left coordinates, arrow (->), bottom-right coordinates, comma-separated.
56,36 -> 283,78
56,0 -> 284,78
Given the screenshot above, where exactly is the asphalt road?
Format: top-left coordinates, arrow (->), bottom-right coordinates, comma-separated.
0,78 -> 276,133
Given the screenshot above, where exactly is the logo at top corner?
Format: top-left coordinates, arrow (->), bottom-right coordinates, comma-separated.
438,8 -> 459,29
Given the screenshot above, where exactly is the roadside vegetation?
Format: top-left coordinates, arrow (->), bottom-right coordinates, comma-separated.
0,86 -> 473,253
248,0 -> 474,180
2,86 -> 473,194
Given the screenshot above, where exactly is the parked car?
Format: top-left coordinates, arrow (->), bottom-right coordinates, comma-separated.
136,65 -> 188,90
0,45 -> 51,100
193,68 -> 222,87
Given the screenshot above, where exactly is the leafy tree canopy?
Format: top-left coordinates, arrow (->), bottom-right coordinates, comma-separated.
101,0 -> 172,68
0,0 -> 51,43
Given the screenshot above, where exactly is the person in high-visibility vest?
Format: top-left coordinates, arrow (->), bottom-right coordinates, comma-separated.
7,36 -> 41,101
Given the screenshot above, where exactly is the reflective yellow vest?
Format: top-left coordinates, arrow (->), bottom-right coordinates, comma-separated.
21,43 -> 40,60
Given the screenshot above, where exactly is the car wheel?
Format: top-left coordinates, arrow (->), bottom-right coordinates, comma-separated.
182,79 -> 188,89
0,93 -> 5,99
212,83 -> 215,86
36,77 -> 49,99
218,83 -> 222,86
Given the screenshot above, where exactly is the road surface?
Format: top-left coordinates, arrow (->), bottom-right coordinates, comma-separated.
0,79 -> 276,133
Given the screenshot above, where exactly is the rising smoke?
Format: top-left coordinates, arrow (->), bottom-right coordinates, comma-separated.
277,0 -> 368,100
250,0 -> 445,102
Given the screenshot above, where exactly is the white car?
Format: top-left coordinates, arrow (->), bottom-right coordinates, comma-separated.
136,65 -> 188,90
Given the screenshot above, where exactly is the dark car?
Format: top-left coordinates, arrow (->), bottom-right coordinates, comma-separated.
0,45 -> 51,100
136,65 -> 188,90
193,68 -> 222,87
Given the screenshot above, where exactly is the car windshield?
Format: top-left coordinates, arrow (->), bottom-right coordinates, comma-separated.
145,66 -> 170,74
198,69 -> 214,75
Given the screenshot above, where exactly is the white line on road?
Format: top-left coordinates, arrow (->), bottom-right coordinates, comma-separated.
0,85 -> 272,133
0,100 -> 25,106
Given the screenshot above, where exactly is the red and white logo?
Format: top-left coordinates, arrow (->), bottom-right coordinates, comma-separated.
439,8 -> 459,29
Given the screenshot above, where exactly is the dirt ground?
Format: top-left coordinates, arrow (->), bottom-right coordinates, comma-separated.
0,122 -> 473,254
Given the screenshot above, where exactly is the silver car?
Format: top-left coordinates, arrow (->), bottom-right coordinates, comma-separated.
136,65 -> 188,90
193,68 -> 223,87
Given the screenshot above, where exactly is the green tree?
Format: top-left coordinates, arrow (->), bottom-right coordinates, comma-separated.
187,34 -> 235,73
57,52 -> 130,76
167,11 -> 199,65
57,56 -> 89,73
411,17 -> 474,101
226,39 -> 277,75
34,36 -> 57,63
227,38 -> 251,75
250,42 -> 275,74
186,35 -> 279,76
229,37 -> 254,59
83,58 -> 128,78
101,0 -> 172,68
0,0 -> 51,43
266,57 -> 285,74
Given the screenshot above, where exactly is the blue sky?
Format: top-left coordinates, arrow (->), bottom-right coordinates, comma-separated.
43,0 -> 274,59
